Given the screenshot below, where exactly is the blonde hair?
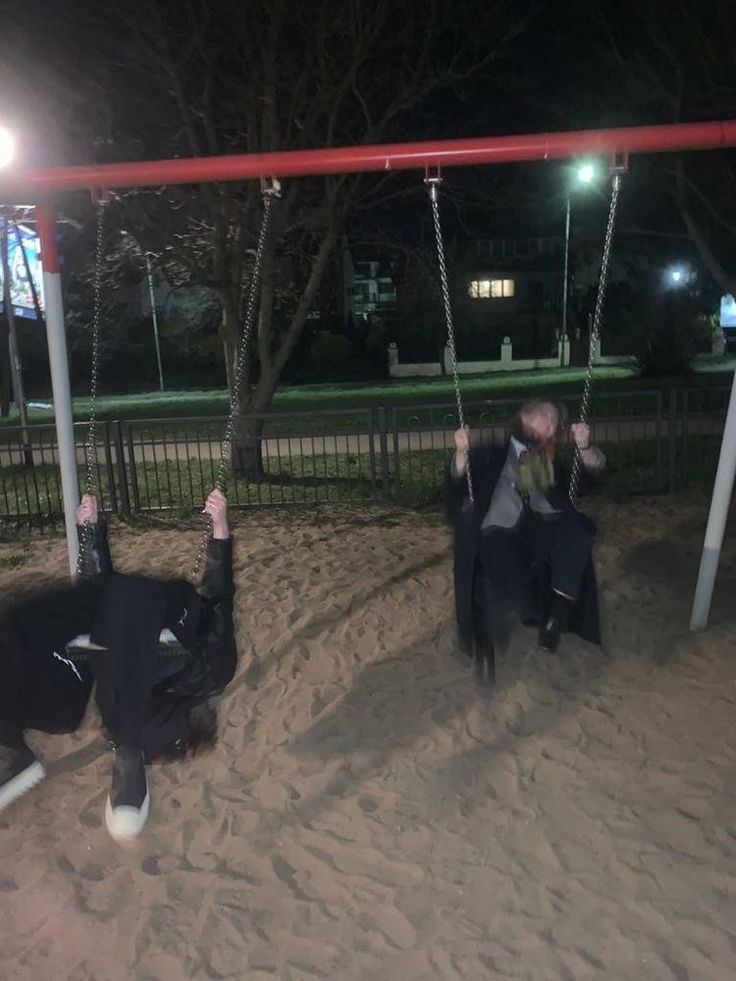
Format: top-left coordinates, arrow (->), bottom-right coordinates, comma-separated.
514,399 -> 567,459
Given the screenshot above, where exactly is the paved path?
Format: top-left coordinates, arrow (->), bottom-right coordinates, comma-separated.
0,416 -> 726,469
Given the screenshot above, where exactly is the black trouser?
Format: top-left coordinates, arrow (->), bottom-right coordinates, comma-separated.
0,575 -> 195,753
479,508 -> 595,609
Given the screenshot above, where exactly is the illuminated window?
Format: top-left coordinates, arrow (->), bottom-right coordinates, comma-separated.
469,278 -> 515,299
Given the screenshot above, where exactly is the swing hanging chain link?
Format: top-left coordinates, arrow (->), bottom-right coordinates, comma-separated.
76,200 -> 108,576
190,186 -> 278,583
569,170 -> 623,506
427,179 -> 474,505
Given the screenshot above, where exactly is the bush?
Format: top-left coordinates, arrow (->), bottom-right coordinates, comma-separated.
633,293 -> 712,376
310,331 -> 352,374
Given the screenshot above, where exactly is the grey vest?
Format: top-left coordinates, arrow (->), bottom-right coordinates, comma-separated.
481,443 -> 558,531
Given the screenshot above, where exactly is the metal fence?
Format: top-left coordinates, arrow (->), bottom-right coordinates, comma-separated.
0,388 -> 731,527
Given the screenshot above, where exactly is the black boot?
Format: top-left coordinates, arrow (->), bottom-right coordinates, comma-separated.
538,592 -> 573,653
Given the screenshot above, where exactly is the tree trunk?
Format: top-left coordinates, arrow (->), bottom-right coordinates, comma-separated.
230,214 -> 342,479
231,408 -> 265,478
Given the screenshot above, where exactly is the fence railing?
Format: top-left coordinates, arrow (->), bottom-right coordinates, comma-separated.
0,388 -> 731,526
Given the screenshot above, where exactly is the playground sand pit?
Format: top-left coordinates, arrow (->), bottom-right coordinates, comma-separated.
1,496 -> 736,980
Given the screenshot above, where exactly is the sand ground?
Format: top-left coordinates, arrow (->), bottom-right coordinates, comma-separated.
1,495 -> 735,981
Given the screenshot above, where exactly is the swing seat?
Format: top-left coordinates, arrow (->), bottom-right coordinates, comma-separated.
469,545 -> 601,686
64,630 -> 189,661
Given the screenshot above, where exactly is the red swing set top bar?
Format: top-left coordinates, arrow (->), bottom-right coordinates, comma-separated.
2,119 -> 736,196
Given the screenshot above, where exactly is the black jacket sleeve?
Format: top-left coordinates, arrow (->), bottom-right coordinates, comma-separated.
198,537 -> 237,693
444,447 -> 483,525
76,521 -> 114,579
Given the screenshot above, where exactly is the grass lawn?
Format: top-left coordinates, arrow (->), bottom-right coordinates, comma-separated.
1,362 -> 734,433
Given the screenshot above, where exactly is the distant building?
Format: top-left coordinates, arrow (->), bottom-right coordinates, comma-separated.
464,235 -> 564,316
339,240 -> 397,322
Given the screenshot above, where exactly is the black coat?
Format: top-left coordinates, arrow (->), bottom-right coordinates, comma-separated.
77,522 -> 238,700
2,525 -> 237,756
444,442 -> 602,652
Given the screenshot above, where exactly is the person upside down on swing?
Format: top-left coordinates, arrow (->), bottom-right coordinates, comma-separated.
446,399 -> 605,657
0,489 -> 237,841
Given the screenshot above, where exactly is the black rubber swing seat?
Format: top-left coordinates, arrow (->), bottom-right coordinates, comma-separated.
64,630 -> 189,661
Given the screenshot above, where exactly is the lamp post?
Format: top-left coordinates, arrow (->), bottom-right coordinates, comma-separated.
562,162 -> 596,346
121,230 -> 165,392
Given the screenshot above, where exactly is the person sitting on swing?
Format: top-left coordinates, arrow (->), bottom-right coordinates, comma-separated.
446,399 -> 605,655
0,489 -> 237,841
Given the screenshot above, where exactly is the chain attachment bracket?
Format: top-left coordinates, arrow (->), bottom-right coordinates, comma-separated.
89,187 -> 112,207
609,150 -> 629,175
260,176 -> 282,198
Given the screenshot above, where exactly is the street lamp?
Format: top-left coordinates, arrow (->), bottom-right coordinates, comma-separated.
0,126 -> 15,168
121,230 -> 165,392
667,265 -> 687,287
576,163 -> 595,185
562,161 -> 597,345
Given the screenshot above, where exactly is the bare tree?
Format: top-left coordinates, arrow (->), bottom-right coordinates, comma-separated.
586,0 -> 736,295
6,0 -> 538,472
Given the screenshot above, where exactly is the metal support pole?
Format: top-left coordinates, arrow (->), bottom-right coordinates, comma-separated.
145,254 -> 164,391
37,203 -> 79,576
562,195 -> 571,344
690,367 -> 736,630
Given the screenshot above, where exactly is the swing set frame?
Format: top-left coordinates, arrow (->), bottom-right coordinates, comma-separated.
1,118 -> 735,630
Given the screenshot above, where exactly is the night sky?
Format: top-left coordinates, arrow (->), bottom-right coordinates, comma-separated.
1,0 -> 734,296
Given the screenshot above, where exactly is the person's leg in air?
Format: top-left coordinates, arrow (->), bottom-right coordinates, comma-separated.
89,573 -> 196,841
524,509 -> 596,652
0,582 -> 98,814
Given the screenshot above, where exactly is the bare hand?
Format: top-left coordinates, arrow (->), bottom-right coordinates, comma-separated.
203,489 -> 229,540
453,427 -> 470,477
454,427 -> 470,455
570,423 -> 591,450
75,494 -> 99,526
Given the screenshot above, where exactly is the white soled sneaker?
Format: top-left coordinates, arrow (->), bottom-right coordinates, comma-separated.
105,748 -> 149,842
0,744 -> 46,814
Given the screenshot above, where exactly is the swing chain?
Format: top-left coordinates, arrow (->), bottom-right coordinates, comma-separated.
568,169 -> 624,506
77,198 -> 108,575
427,175 -> 474,504
190,184 -> 279,582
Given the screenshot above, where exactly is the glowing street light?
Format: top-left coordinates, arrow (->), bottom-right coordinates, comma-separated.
576,162 -> 596,184
0,126 -> 15,168
667,265 -> 688,287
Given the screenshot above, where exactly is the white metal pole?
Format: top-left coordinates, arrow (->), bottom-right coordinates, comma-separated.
690,365 -> 736,630
145,254 -> 164,392
37,204 -> 79,576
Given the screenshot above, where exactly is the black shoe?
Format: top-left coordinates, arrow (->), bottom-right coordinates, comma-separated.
105,748 -> 149,841
538,616 -> 562,653
0,744 -> 46,814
